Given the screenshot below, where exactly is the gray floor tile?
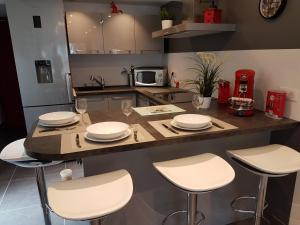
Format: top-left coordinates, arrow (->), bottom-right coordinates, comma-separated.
0,161 -> 16,182
0,205 -> 64,225
0,180 -> 9,201
0,178 -> 40,211
65,219 -> 90,225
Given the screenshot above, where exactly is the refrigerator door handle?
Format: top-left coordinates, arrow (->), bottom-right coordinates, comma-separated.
65,72 -> 73,103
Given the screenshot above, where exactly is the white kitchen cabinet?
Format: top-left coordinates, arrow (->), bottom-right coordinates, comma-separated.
85,96 -> 109,112
135,15 -> 164,54
66,11 -> 104,54
108,94 -> 136,111
102,13 -> 135,54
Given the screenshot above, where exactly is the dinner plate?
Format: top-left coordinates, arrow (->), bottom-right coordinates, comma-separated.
39,111 -> 76,125
84,129 -> 132,143
38,116 -> 80,127
170,120 -> 213,131
86,122 -> 129,139
173,114 -> 212,129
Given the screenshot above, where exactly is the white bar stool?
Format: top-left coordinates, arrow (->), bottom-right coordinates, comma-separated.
0,138 -> 62,225
227,144 -> 300,225
47,169 -> 133,225
153,153 -> 235,225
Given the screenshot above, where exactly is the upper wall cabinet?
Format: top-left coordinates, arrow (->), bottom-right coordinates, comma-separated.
102,13 -> 135,54
66,11 -> 104,54
135,15 -> 164,54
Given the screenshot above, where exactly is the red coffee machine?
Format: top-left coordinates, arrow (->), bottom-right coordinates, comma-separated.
229,69 -> 255,116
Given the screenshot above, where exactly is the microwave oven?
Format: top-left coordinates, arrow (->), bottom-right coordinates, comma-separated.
134,67 -> 167,87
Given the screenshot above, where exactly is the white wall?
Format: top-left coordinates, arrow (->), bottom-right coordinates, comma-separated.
168,49 -> 300,121
64,1 -> 166,87
167,49 -> 300,225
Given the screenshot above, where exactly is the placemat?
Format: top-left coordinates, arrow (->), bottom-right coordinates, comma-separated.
60,124 -> 155,154
133,104 -> 186,116
32,113 -> 91,137
148,117 -> 238,138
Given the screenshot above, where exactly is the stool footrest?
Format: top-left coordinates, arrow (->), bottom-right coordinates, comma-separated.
162,210 -> 205,225
231,196 -> 256,214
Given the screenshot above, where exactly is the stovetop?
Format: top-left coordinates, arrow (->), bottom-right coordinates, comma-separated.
153,92 -> 194,103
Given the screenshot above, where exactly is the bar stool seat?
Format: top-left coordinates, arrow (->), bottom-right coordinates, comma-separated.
227,144 -> 300,175
154,153 -> 235,192
47,169 -> 133,221
153,153 -> 235,225
227,144 -> 300,225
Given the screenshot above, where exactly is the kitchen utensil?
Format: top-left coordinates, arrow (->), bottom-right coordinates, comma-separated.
265,90 -> 287,119
170,120 -> 213,131
84,129 -> 131,143
162,123 -> 179,134
39,126 -> 76,133
173,114 -> 211,129
38,115 -> 80,127
133,126 -> 139,142
76,134 -> 82,148
211,121 -> 224,129
39,111 -> 76,125
86,122 -> 129,139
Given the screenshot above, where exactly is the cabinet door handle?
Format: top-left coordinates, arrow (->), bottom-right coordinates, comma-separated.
109,49 -> 131,54
140,49 -> 161,54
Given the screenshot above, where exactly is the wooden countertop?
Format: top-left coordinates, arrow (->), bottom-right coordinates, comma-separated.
24,87 -> 299,161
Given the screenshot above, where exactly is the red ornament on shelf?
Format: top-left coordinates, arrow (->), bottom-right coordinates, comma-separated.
204,1 -> 222,23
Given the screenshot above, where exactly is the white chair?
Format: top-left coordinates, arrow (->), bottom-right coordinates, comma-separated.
227,144 -> 300,225
153,153 -> 235,225
47,169 -> 133,225
0,138 -> 62,225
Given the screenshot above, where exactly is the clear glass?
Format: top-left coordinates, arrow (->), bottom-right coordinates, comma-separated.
121,99 -> 133,117
75,98 -> 87,124
192,94 -> 201,110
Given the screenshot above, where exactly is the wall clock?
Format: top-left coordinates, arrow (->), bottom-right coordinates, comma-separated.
259,0 -> 287,19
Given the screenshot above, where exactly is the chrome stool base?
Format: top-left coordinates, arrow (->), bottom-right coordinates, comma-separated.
162,193 -> 205,225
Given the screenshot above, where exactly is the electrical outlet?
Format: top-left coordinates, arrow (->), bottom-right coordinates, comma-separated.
279,86 -> 299,102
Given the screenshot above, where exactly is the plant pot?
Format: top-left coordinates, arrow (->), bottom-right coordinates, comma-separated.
161,20 -> 173,29
199,97 -> 212,109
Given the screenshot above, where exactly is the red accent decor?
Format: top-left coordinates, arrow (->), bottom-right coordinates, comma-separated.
265,90 -> 287,119
204,8 -> 222,23
218,80 -> 230,104
111,1 -> 123,14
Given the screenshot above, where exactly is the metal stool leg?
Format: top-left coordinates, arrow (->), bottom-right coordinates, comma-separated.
255,176 -> 268,225
35,167 -> 52,225
187,193 -> 197,225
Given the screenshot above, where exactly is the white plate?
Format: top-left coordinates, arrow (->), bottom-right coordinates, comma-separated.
38,116 -> 80,127
173,114 -> 211,129
171,120 -> 213,131
39,111 -> 76,125
84,129 -> 132,143
86,122 -> 129,140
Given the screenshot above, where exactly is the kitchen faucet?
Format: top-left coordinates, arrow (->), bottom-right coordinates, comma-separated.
90,75 -> 105,89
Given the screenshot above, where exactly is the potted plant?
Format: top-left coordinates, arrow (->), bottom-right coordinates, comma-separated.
185,52 -> 222,109
160,8 -> 173,29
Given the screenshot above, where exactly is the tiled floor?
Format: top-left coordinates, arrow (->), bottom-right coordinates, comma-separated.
0,160 -> 88,225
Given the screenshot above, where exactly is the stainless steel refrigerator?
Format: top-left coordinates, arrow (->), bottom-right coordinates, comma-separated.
6,0 -> 73,131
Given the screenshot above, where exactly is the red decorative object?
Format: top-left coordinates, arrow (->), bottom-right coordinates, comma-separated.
218,80 -> 230,104
265,90 -> 287,119
204,8 -> 222,23
111,1 -> 123,14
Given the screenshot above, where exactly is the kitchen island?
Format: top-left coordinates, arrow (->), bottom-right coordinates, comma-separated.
24,87 -> 299,225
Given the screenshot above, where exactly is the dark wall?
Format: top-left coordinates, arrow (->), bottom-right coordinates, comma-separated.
166,0 -> 300,53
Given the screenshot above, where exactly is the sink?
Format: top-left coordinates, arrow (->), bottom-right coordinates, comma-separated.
74,86 -> 104,92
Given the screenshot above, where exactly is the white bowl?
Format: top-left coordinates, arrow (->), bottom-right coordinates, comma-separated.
39,111 -> 76,125
173,114 -> 211,129
86,122 -> 129,140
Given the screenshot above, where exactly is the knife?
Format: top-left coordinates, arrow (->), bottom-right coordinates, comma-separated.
39,126 -> 76,133
212,121 -> 224,129
76,134 -> 82,148
162,123 -> 179,134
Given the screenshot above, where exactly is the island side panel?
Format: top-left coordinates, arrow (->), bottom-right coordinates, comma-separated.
83,132 -> 270,225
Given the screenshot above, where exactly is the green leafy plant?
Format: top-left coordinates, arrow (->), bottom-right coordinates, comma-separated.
185,53 -> 222,97
160,8 -> 173,20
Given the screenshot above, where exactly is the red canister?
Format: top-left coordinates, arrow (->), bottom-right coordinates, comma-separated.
265,90 -> 287,119
218,80 -> 230,104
